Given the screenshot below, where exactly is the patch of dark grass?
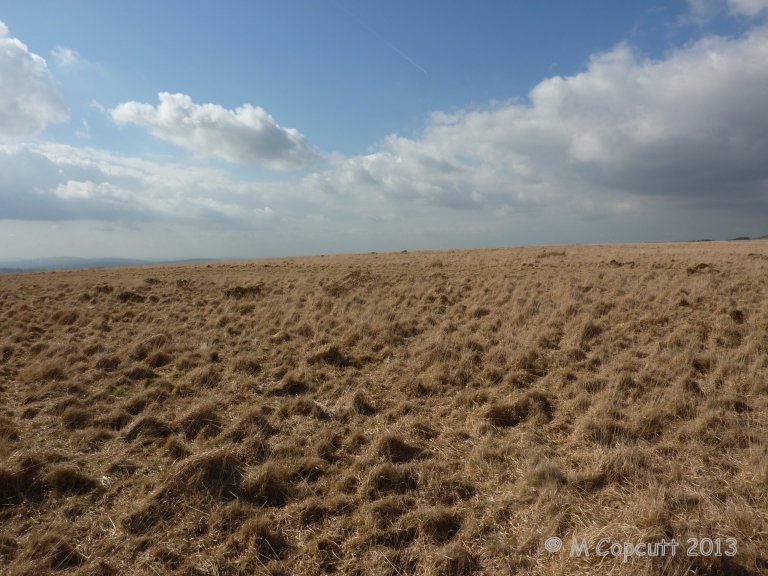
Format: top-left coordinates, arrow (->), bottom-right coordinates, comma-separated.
239,463 -> 292,507
229,517 -> 290,562
123,416 -> 175,443
376,433 -> 422,463
176,403 -> 223,440
486,391 -> 553,427
362,463 -> 419,498
41,464 -> 98,495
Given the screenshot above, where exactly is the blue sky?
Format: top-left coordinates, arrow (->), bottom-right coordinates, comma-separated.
1,1 -> 768,259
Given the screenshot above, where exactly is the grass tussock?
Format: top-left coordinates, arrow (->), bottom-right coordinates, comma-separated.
41,464 -> 99,495
175,402 -> 223,440
1,242 -> 767,574
239,463 -> 293,506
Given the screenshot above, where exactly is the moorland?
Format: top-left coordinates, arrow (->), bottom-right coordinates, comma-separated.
1,241 -> 767,575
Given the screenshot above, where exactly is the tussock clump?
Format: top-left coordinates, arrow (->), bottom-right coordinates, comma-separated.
123,416 -> 175,442
429,543 -> 479,576
116,290 -> 145,303
278,397 -> 331,420
730,308 -> 745,324
52,309 -> 79,325
239,463 -> 292,506
286,456 -> 327,483
365,523 -> 418,548
582,418 -> 637,446
422,468 -> 476,504
511,347 -> 549,379
376,433 -> 422,463
270,371 -> 309,396
105,459 -> 138,477
166,449 -> 244,500
470,305 -> 491,318
578,320 -> 603,345
0,344 -> 14,363
229,517 -> 290,562
123,364 -> 156,381
0,456 -> 45,505
0,534 -> 17,563
208,500 -> 253,535
308,344 -> 358,368
597,447 -> 656,486
308,536 -> 345,573
222,408 -> 277,442
122,498 -> 176,535
94,355 -> 121,372
692,355 -> 714,374
188,365 -> 222,388
527,460 -> 567,490
20,532 -> 84,570
687,262 -> 713,274
486,391 -> 553,427
349,391 -> 376,416
224,284 -> 263,299
61,406 -> 91,430
714,393 -> 750,413
409,506 -> 463,544
123,389 -> 167,415
175,352 -> 202,371
313,430 -> 342,461
146,350 -> 171,368
362,463 -> 419,498
299,495 -> 354,527
164,436 -> 191,460
41,464 -> 98,495
368,495 -> 415,528
21,359 -> 67,382
0,416 -> 19,441
175,402 -> 223,440
231,354 -> 261,376
235,433 -> 271,465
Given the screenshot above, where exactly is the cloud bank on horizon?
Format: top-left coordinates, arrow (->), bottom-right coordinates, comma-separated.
1,2 -> 768,257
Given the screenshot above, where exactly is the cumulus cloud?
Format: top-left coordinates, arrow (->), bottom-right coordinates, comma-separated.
0,143 -> 280,224
308,25 -> 768,219
728,0 -> 768,16
687,0 -> 768,19
0,21 -> 69,139
111,92 -> 319,170
3,20 -> 768,252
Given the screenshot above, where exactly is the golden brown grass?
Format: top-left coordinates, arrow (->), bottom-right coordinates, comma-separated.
1,241 -> 767,575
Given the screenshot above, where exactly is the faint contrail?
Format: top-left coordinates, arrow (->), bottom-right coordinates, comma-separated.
332,1 -> 428,76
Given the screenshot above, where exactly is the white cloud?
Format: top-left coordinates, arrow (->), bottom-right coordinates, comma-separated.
111,92 -> 319,170
687,0 -> 721,19
308,26 -> 768,219
3,21 -> 768,256
50,46 -> 80,67
0,142 -> 283,224
728,0 -> 768,16
0,21 -> 69,139
687,0 -> 768,18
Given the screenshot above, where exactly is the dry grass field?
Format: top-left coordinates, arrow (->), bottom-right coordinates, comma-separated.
1,241 -> 767,576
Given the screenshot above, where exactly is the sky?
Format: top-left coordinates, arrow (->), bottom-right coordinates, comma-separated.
1,0 -> 768,259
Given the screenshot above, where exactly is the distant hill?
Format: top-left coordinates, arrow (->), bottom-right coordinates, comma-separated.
729,236 -> 751,241
0,256 -> 213,273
